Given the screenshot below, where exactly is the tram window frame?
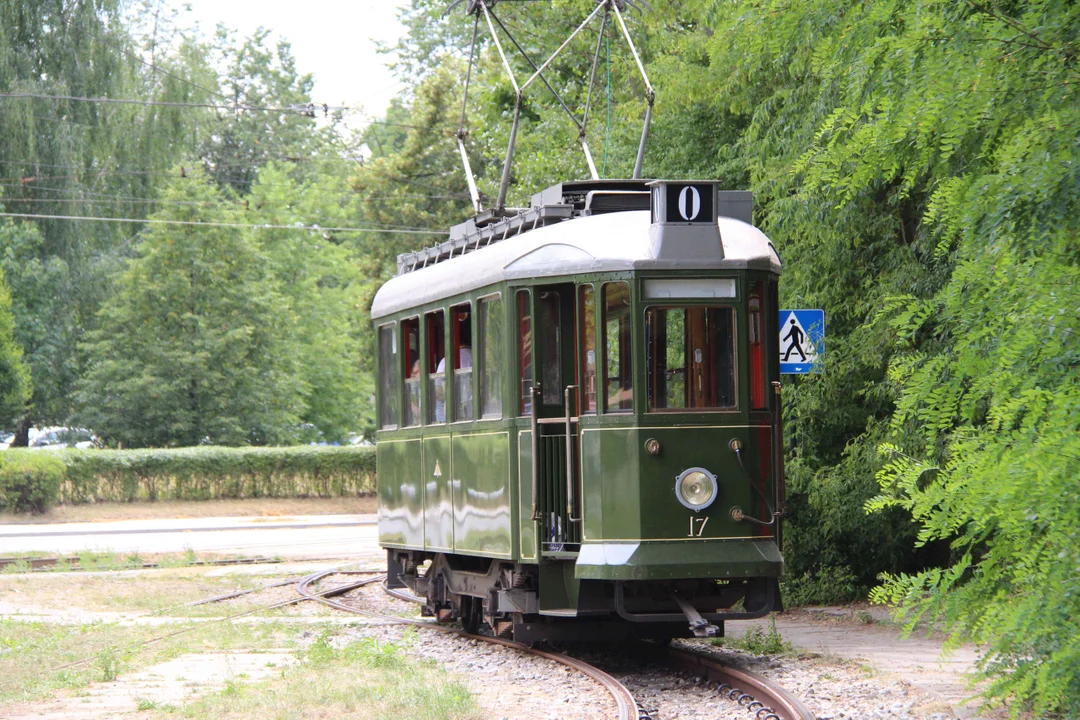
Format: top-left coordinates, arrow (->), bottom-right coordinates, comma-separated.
602,281 -> 633,413
748,280 -> 768,411
426,309 -> 447,425
377,322 -> 399,430
578,284 -> 597,414
450,302 -> 474,423
478,293 -> 503,419
402,316 -> 422,427
517,289 -> 533,416
644,305 -> 738,413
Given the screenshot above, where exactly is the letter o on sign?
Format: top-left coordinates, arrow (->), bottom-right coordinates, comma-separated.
678,186 -> 701,221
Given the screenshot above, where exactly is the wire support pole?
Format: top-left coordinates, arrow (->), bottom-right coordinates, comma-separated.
458,13 -> 480,135
489,12 -> 583,132
580,9 -> 610,180
520,1 -> 607,92
581,9 -> 610,136
610,4 -> 654,100
479,0 -> 519,95
478,0 -> 522,210
496,100 -> 522,210
611,2 -> 655,178
458,13 -> 484,213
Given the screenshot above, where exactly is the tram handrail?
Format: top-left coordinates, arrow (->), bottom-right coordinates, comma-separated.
530,383 -> 542,521
565,385 -> 580,522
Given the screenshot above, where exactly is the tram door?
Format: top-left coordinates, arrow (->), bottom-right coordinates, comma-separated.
530,283 -> 582,553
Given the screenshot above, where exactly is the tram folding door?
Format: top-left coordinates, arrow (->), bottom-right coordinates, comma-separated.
530,283 -> 582,554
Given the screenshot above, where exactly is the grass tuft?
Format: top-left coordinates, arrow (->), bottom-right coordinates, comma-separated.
712,617 -> 793,655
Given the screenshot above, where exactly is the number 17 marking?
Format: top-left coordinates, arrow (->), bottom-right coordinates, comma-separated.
688,516 -> 709,537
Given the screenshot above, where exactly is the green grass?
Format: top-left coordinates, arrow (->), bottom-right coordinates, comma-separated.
1,548 -> 267,574
150,628 -> 480,720
0,565 -> 273,616
0,617 -> 297,704
712,617 -> 794,655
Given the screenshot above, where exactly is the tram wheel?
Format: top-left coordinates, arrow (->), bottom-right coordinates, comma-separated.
460,595 -> 482,635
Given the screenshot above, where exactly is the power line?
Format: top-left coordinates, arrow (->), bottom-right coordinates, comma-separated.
0,193 -> 451,230
0,91 -> 360,115
0,211 -> 447,235
80,23 -> 222,101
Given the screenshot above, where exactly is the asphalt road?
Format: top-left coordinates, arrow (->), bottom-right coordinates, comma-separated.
0,514 -> 379,559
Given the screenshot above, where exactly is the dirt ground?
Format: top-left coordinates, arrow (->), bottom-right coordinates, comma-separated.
0,496 -> 377,524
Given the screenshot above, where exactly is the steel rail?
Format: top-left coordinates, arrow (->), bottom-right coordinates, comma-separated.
299,571 -> 639,720
659,645 -> 815,720
376,577 -> 808,719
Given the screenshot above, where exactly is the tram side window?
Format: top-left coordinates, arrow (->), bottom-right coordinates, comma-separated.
427,310 -> 446,424
403,317 -> 421,426
479,295 -> 502,418
603,282 -> 633,412
451,303 -> 473,422
579,285 -> 596,414
517,289 -> 533,415
378,324 -> 399,429
646,307 -> 736,411
538,290 -> 562,406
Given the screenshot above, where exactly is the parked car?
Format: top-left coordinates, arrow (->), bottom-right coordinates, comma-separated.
0,432 -> 13,450
28,427 -> 100,450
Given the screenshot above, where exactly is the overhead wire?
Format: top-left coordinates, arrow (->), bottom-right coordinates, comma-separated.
0,91 -> 361,116
0,211 -> 448,235
0,22 -> 463,231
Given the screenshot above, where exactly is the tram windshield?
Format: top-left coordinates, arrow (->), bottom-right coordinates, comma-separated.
645,307 -> 736,411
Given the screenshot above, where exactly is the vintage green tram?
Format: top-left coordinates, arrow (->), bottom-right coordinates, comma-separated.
372,179 -> 785,642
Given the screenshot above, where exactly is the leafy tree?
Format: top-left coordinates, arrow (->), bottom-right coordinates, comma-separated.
244,163 -> 373,441
0,217 -> 72,431
76,170 -> 304,447
201,28 -> 324,195
0,266 -> 30,429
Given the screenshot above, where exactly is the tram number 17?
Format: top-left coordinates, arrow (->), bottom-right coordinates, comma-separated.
687,516 -> 709,537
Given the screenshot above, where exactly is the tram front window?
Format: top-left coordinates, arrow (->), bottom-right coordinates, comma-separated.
646,307 -> 736,411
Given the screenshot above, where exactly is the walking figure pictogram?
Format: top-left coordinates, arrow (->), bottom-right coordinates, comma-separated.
782,318 -> 806,362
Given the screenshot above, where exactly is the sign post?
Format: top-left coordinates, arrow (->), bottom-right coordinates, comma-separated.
779,309 -> 824,374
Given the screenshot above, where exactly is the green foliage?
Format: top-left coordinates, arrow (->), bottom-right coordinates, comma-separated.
53,445 -> 375,505
0,267 -> 30,428
245,164 -> 374,441
0,451 -> 64,513
75,170 -> 305,447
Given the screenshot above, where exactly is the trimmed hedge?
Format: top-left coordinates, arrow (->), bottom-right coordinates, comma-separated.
2,445 -> 376,508
0,451 -> 65,513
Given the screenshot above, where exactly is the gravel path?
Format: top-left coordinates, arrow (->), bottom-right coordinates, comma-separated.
346,583 -> 1001,720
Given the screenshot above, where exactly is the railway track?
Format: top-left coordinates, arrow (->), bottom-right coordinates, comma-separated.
654,645 -> 814,720
43,563 -> 811,719
376,573 -> 813,720
296,569 -> 640,720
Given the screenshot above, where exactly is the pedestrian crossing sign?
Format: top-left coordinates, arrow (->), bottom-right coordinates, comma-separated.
779,309 -> 824,374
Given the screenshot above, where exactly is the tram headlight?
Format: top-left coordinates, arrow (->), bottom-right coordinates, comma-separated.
675,468 -> 718,511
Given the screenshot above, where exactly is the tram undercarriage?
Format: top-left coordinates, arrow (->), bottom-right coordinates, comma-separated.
387,549 -> 781,643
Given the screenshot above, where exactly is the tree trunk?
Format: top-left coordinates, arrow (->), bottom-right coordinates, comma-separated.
12,416 -> 31,447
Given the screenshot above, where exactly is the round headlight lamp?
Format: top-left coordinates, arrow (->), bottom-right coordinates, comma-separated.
675,467 -> 718,512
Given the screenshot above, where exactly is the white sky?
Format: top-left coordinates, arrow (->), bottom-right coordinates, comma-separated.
175,0 -> 410,119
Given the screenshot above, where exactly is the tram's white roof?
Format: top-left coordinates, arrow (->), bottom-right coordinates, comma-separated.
370,210 -> 781,319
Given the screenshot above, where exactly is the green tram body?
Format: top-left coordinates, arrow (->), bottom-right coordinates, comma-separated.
372,180 -> 785,642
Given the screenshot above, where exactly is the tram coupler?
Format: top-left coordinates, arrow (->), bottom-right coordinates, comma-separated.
672,591 -> 720,638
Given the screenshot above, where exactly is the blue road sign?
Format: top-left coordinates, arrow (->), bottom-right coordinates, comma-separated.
779,309 -> 824,374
